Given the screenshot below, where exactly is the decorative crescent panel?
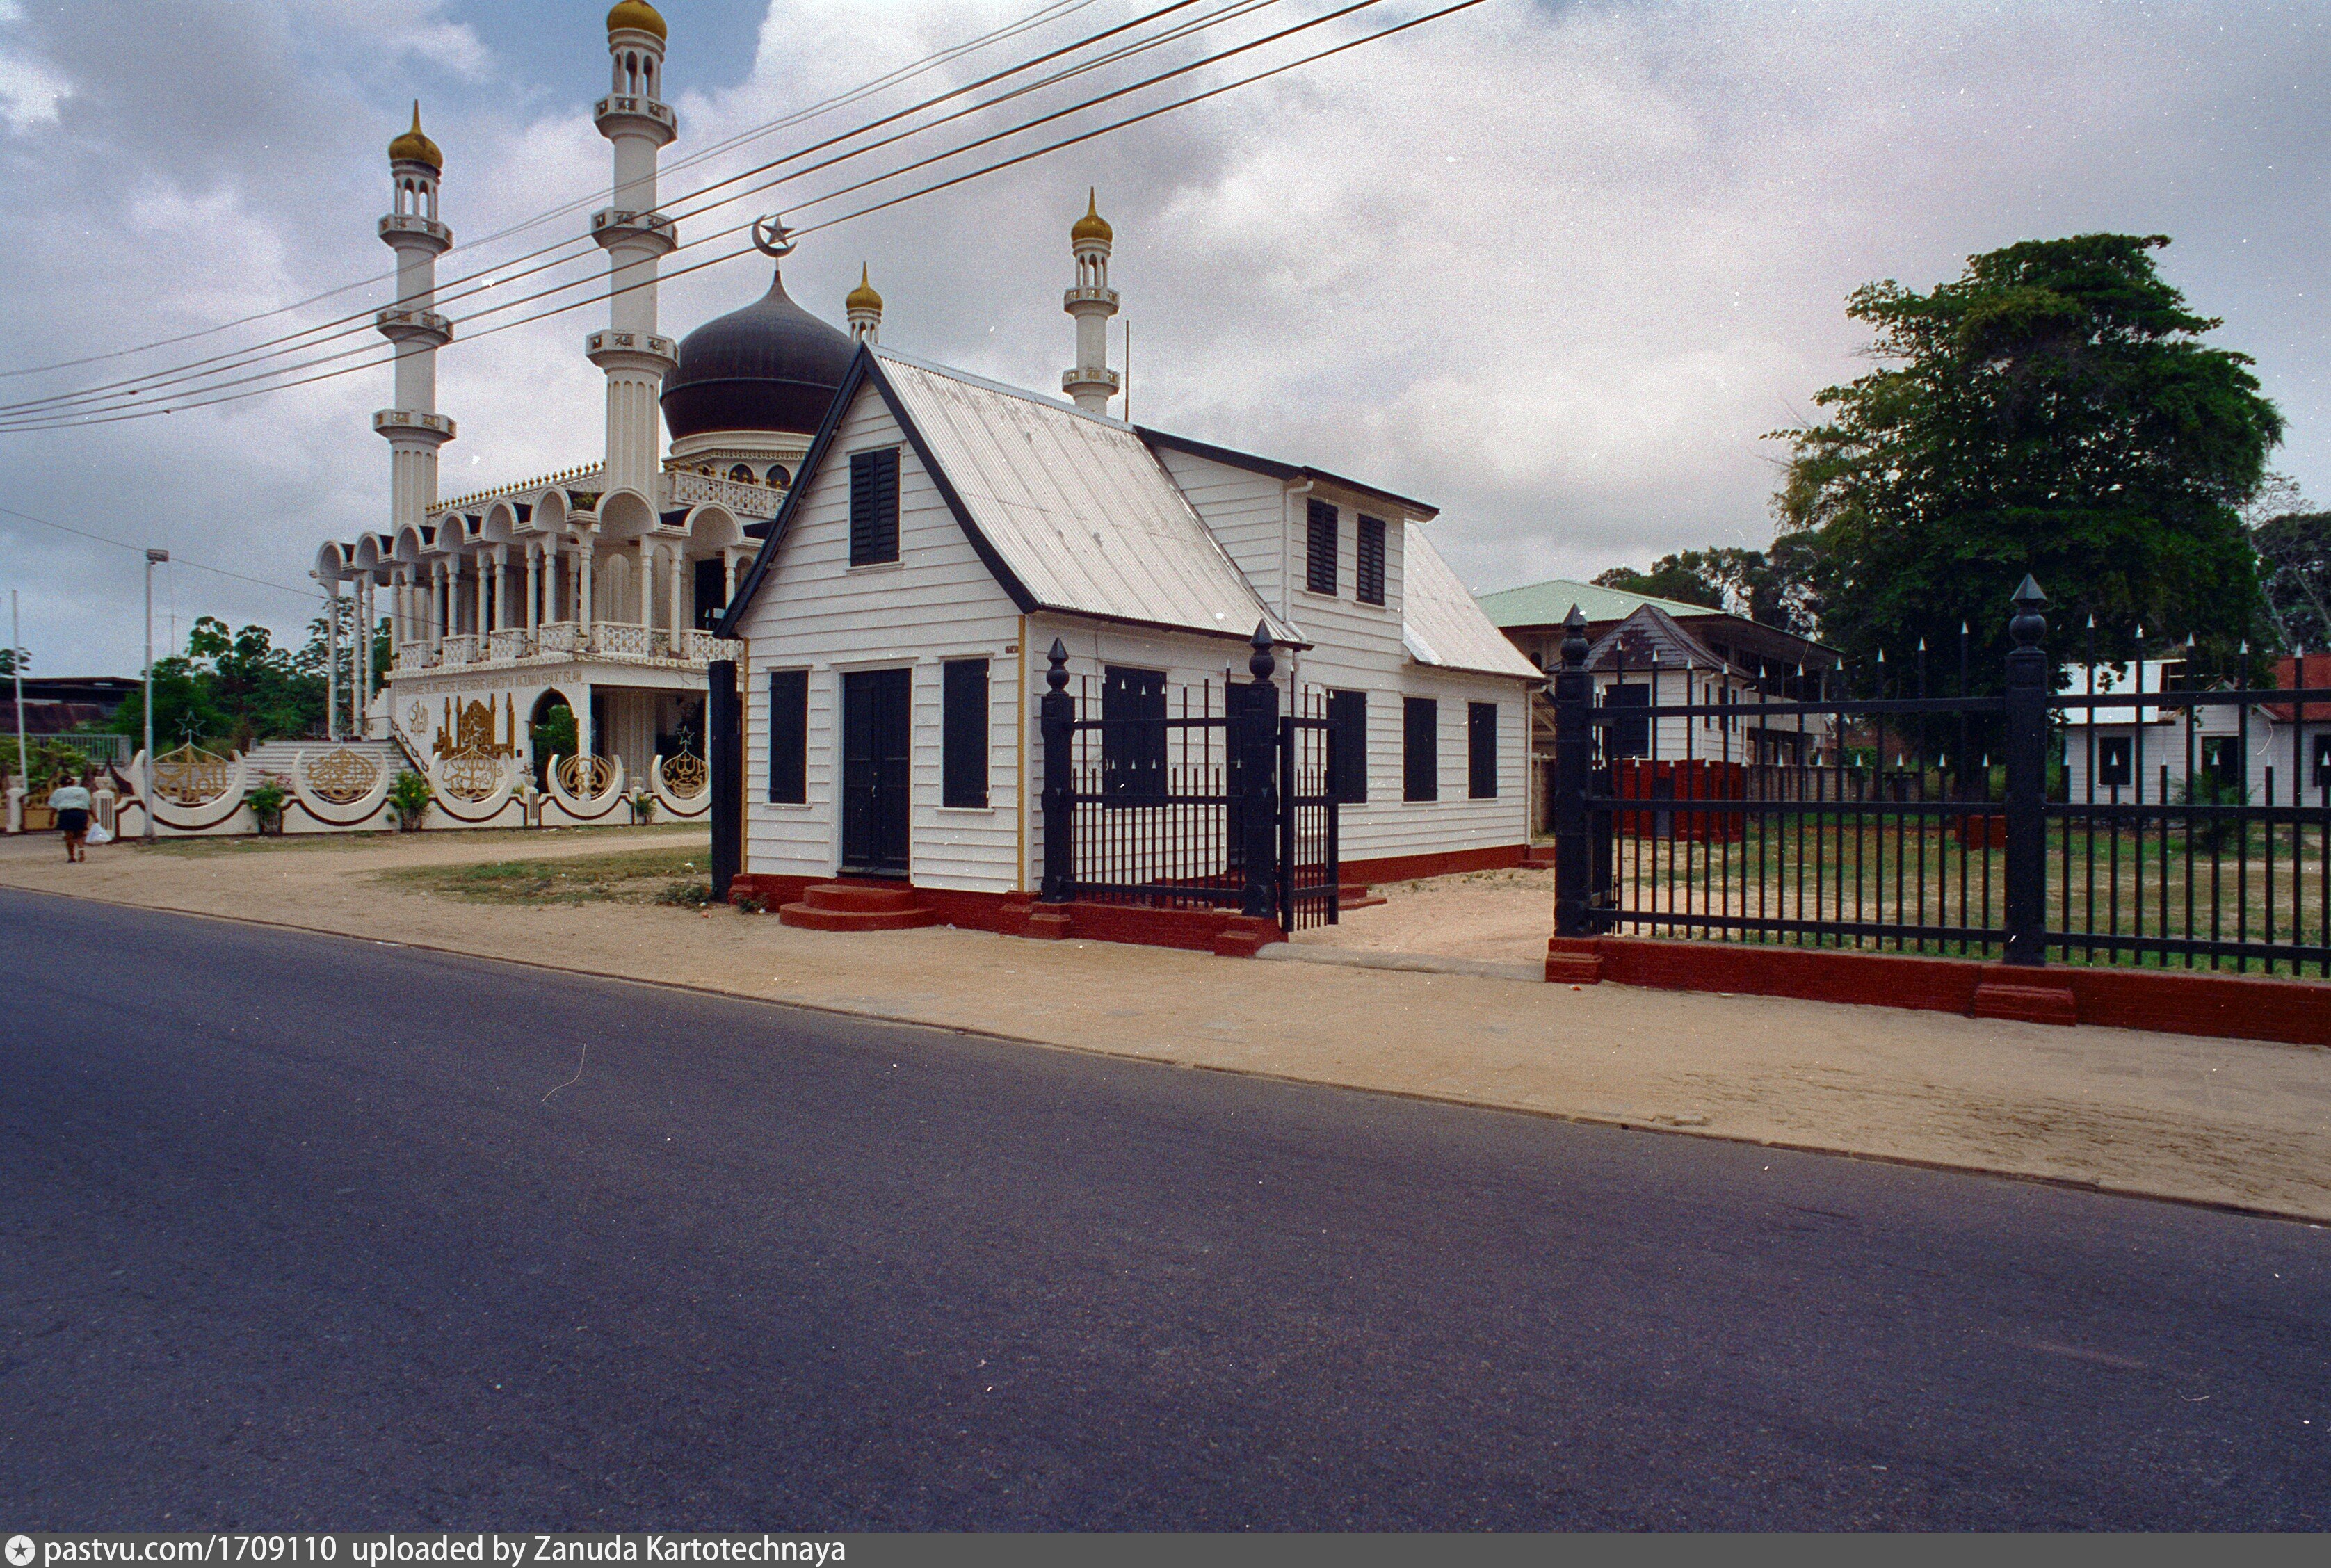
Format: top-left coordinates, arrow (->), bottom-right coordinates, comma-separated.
305,747 -> 383,805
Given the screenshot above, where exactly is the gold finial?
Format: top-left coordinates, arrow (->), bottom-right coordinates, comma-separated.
607,1 -> 668,40
388,101 -> 443,170
1071,186 -> 1111,245
846,262 -> 883,313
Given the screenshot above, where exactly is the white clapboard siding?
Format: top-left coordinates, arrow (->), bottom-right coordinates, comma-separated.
736,382 -> 1024,890
1152,445 -> 1289,613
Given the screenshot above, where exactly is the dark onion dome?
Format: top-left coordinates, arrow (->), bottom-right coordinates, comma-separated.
660,266 -> 855,441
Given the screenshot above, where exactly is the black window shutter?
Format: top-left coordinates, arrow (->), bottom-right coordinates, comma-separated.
1327,689 -> 1368,804
1306,499 -> 1338,595
1403,696 -> 1438,802
767,669 -> 808,802
1468,701 -> 1498,799
942,658 -> 990,808
1102,666 -> 1166,802
1355,516 -> 1387,606
850,448 -> 899,565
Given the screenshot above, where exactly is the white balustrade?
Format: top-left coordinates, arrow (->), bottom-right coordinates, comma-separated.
439,633 -> 476,667
487,628 -> 533,662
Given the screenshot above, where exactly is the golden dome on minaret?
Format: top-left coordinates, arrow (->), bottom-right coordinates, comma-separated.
1070,188 -> 1112,245
387,102 -> 442,169
607,1 -> 668,39
846,264 -> 883,313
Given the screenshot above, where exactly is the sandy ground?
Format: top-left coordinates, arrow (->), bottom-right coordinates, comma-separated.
1300,865 -> 1558,964
4,828 -> 2328,1222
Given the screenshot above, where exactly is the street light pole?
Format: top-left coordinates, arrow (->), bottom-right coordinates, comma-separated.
10,589 -> 24,800
143,548 -> 167,843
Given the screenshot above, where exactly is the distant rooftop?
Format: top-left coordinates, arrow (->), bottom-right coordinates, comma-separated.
1474,577 -> 1722,629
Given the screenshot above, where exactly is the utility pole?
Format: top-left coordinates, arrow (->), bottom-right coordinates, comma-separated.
10,590 -> 24,797
143,548 -> 167,843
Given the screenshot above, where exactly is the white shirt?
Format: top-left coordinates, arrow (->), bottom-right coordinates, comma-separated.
47,784 -> 92,811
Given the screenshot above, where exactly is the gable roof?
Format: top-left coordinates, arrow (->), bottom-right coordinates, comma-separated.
1400,529 -> 1542,681
719,347 -> 1296,645
1475,576 -> 1720,629
1136,428 -> 1439,519
1582,604 -> 1748,678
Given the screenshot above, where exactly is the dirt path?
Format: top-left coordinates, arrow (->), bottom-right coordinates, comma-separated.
5,830 -> 2328,1222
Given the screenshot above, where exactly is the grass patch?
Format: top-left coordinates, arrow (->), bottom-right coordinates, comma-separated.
382,846 -> 714,907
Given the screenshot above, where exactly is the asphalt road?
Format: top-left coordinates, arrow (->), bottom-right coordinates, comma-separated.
2,888 -> 2325,1529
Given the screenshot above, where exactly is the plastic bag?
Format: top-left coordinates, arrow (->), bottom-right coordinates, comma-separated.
85,823 -> 112,846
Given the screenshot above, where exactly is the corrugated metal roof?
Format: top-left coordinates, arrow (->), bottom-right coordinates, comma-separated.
878,351 -> 1295,644
1582,604 -> 1745,677
1473,576 -> 1721,629
1401,529 -> 1543,681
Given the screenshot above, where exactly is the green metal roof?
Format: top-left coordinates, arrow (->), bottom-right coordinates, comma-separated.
1471,576 -> 1720,629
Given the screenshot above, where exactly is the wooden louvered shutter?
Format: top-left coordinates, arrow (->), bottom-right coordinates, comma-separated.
850,448 -> 900,565
1327,689 -> 1368,804
942,658 -> 990,808
1355,515 -> 1386,606
1403,696 -> 1438,802
768,668 -> 808,802
1468,701 -> 1498,799
1306,499 -> 1338,595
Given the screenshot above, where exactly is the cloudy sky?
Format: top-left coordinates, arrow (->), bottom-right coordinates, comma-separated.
0,0 -> 2325,675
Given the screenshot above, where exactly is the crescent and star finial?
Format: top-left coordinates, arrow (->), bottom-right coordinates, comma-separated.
751,214 -> 796,259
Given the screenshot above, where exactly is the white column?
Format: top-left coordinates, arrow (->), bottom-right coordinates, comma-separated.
432,560 -> 447,645
474,553 -> 490,636
579,543 -> 595,635
638,542 -> 654,628
492,544 -> 508,636
324,580 -> 340,741
668,542 -> 684,643
525,544 -> 541,632
723,550 -> 739,607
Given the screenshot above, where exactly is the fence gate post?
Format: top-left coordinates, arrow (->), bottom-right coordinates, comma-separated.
1240,622 -> 1280,922
1552,606 -> 1596,937
2003,575 -> 2050,966
707,658 -> 741,903
1039,640 -> 1074,903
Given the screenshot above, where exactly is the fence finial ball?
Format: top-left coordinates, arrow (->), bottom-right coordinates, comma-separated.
2009,574 -> 2048,649
1249,621 -> 1275,681
1045,639 -> 1070,693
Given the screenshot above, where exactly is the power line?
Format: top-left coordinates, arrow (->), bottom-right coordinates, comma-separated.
0,0 -> 1486,434
0,0 -> 1113,385
0,502 -> 318,600
0,0 -> 1259,426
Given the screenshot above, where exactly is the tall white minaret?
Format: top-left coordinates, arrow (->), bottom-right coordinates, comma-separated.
375,103 -> 455,536
589,1 -> 679,493
1061,189 -> 1120,414
846,264 -> 883,345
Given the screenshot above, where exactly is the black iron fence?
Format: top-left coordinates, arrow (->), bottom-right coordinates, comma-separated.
1038,628 -> 1339,932
1551,579 -> 2331,977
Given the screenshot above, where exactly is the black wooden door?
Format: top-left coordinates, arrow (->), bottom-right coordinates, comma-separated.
841,668 -> 912,874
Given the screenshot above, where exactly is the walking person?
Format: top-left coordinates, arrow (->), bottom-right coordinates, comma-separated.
49,770 -> 92,863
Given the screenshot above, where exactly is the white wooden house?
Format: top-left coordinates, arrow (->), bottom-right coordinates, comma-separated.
2059,659 -> 2288,802
716,346 -> 1541,937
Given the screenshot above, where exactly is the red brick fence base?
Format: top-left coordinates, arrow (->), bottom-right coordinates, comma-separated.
1546,935 -> 2331,1048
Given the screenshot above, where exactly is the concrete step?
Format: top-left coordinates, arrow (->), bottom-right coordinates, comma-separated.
780,881 -> 938,932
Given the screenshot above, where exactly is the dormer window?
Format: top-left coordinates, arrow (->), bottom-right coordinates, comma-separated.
1306,499 -> 1338,595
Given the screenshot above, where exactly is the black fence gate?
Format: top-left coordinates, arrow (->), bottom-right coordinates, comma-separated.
1550,578 -> 2331,976
1038,627 -> 1339,932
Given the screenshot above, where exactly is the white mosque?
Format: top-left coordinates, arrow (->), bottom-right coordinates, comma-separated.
307,0 -> 875,826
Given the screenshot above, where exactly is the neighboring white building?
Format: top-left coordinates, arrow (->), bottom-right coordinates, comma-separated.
716,200 -> 1540,926
2060,659 -> 2287,802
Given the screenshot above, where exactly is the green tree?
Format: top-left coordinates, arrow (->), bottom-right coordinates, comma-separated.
0,644 -> 23,677
1592,543 -> 1821,637
2255,510 -> 2331,652
1774,234 -> 2281,683
108,615 -> 326,749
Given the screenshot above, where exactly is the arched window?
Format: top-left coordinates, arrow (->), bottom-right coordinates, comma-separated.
765,465 -> 791,488
727,464 -> 754,483
624,51 -> 639,94
643,58 -> 656,96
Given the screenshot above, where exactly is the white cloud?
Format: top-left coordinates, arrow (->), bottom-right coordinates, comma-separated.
1,0 -> 2326,674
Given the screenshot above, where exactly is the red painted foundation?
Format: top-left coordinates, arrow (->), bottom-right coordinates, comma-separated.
1545,934 -> 2331,1047
727,873 -> 1282,956
726,843 -> 1530,957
